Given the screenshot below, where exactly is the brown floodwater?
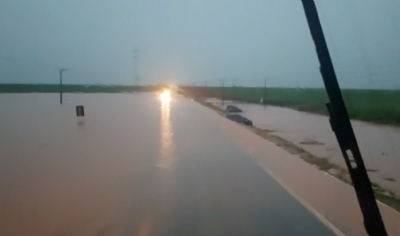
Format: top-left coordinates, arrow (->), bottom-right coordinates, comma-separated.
0,93 -> 336,236
207,98 -> 400,196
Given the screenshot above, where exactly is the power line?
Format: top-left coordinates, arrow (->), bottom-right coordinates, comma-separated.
133,49 -> 139,86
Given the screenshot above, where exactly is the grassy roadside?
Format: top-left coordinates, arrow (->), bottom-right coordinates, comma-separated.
191,94 -> 400,212
182,86 -> 400,127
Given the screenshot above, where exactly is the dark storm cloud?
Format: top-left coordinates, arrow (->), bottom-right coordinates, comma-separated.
0,0 -> 399,88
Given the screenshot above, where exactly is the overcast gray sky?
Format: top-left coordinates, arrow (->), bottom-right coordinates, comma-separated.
0,0 -> 399,88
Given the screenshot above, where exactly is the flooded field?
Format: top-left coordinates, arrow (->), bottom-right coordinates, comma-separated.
0,93 -> 338,236
207,98 -> 400,196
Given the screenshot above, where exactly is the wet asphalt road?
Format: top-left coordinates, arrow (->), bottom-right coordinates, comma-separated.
0,93 -> 335,236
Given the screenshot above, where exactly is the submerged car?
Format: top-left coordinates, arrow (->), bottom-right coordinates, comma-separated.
226,114 -> 253,126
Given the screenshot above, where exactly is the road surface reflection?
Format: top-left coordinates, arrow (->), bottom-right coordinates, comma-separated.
0,94 -> 339,235
157,92 -> 174,169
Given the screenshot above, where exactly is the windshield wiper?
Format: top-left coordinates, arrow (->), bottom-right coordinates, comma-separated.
300,1 -> 388,235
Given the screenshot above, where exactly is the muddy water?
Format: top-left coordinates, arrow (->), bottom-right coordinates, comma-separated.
208,99 -> 400,195
0,93 -> 334,236
0,93 -> 164,235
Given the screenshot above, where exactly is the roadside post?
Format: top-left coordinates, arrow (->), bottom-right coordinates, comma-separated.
59,68 -> 69,104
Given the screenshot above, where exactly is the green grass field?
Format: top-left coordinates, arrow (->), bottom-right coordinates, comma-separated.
186,86 -> 400,126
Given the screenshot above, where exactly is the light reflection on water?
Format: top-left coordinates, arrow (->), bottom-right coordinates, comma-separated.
157,95 -> 174,169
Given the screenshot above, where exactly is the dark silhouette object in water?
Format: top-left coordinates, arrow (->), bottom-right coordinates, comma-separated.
226,105 -> 242,113
226,114 -> 253,126
76,106 -> 85,117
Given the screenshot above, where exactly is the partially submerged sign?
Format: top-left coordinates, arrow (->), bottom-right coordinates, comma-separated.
76,106 -> 84,117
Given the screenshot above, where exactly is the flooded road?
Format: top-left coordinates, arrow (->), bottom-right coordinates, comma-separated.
0,93 -> 335,236
208,99 -> 400,196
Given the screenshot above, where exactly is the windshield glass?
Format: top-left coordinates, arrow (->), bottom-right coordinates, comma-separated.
1,1 -> 399,235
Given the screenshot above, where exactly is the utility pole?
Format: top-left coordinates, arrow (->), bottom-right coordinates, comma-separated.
221,80 -> 225,106
134,49 -> 139,87
59,68 -> 68,104
300,1 -> 387,235
263,78 -> 267,106
202,80 -> 208,97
